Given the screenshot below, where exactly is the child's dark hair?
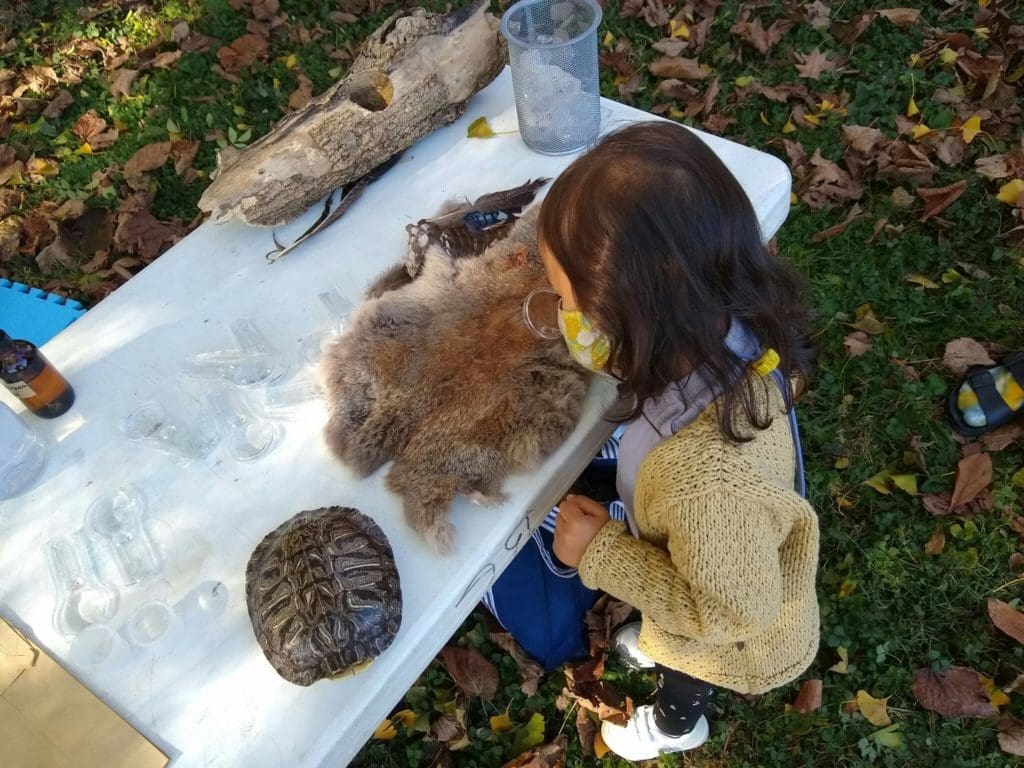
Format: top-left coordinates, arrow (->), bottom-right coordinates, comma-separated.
537,121 -> 815,442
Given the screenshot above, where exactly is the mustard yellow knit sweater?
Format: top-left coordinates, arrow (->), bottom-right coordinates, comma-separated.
578,386 -> 820,695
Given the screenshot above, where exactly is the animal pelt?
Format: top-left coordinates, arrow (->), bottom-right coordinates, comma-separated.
320,206 -> 589,553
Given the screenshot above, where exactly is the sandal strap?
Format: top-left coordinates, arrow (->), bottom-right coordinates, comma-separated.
966,368 -> 1013,425
1004,352 -> 1024,388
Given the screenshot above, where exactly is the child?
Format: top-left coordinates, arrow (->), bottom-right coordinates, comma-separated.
538,121 -> 820,759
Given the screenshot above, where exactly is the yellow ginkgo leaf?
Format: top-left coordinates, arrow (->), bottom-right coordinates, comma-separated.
669,20 -> 690,38
838,578 -> 857,598
467,116 -> 496,139
997,179 -> 1024,206
735,75 -> 755,87
602,30 -> 614,47
856,690 -> 892,726
829,647 -> 849,674
979,675 -> 1011,709
891,474 -> 918,496
594,730 -> 610,758
974,26 -> 990,40
870,723 -> 904,749
373,720 -> 398,740
836,495 -> 854,510
979,0 -> 990,7
938,47 -> 958,65
906,96 -> 919,117
962,115 -> 982,143
908,53 -> 921,68
863,467 -> 893,494
284,53 -> 298,70
819,99 -> 836,114
26,157 -> 59,177
782,118 -> 796,133
906,273 -> 939,289
789,192 -> 798,205
759,111 -> 769,125
77,143 -> 94,155
490,709 -> 514,733
669,107 -> 686,120
835,456 -> 850,469
1012,468 -> 1024,487
802,113 -> 820,126
396,710 -> 416,728
911,123 -> 931,139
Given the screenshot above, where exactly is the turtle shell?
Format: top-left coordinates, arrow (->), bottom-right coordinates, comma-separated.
245,506 -> 402,686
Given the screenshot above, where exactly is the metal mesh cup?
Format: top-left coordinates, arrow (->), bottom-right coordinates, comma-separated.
501,0 -> 603,155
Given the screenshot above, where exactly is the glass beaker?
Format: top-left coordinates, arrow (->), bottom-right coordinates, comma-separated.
45,534 -> 119,638
522,286 -> 563,339
85,487 -> 161,587
0,401 -> 46,500
502,0 -> 603,154
122,401 -> 220,461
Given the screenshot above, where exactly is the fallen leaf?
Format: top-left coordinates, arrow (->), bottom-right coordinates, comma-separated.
793,679 -> 823,714
891,473 -> 918,495
620,0 -> 670,28
907,96 -> 919,117
584,595 -> 634,654
650,56 -> 708,80
1011,553 -> 1024,571
150,50 -> 183,69
956,261 -> 990,280
843,331 -> 872,357
811,203 -> 864,242
123,141 -> 171,177
925,527 -> 946,555
73,110 -> 108,141
997,179 -> 1024,206
912,667 -> 997,718
980,423 -> 1024,451
906,273 -> 939,289
794,48 -> 835,80
502,733 -> 566,768
489,630 -> 544,696
170,140 -> 200,177
25,157 -> 59,179
35,239 -> 73,274
58,206 -> 113,258
372,719 -> 398,740
864,466 -> 893,493
962,115 -> 983,143
114,210 -> 179,260
731,13 -> 794,55
217,34 -> 269,74
432,713 -> 463,742
918,180 -> 968,222
999,715 -> 1024,757
509,712 -> 547,758
975,155 -> 1009,180
878,8 -> 921,27
800,149 -> 863,209
575,708 -> 596,756
491,708 -> 514,733
41,89 -> 73,120
989,599 -> 1024,646
467,116 -> 496,139
981,675 -> 1011,709
110,69 -> 138,98
440,646 -> 499,701
852,303 -> 885,335
856,690 -> 892,726
950,453 -> 993,509
942,338 -> 994,376
843,125 -> 886,155
870,723 -> 904,749
830,646 -> 849,674
891,187 -> 916,208
288,73 -> 313,110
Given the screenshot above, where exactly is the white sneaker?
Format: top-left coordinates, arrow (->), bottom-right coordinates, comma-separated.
601,705 -> 709,761
612,621 -> 656,670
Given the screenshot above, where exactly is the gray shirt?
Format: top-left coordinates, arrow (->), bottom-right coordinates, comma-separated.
615,320 -> 761,535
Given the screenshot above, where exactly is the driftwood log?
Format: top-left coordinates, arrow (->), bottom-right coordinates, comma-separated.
198,1 -> 506,227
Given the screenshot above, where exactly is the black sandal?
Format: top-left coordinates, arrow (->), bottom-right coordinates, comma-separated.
948,351 -> 1024,437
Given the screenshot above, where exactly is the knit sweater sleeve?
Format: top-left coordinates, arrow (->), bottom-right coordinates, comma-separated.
577,490 -> 785,643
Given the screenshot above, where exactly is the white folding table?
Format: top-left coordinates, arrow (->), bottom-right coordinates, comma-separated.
0,68 -> 790,767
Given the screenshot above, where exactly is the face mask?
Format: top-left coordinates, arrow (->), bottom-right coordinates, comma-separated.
557,307 -> 612,373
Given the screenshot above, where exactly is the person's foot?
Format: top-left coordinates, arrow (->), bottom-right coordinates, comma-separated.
600,705 -> 709,760
612,621 -> 656,670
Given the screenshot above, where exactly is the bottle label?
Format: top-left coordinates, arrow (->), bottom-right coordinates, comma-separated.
5,380 -> 36,399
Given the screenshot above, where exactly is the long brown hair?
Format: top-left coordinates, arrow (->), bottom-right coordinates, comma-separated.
537,121 -> 814,442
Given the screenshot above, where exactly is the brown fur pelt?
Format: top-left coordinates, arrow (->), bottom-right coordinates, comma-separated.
320,207 -> 588,553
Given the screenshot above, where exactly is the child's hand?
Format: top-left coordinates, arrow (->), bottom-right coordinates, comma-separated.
554,494 -> 611,568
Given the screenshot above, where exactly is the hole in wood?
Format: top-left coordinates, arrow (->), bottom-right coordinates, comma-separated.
348,72 -> 393,112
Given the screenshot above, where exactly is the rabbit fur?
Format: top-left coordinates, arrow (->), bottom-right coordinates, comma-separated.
320,206 -> 588,553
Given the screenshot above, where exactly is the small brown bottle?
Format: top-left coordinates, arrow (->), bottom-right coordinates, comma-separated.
0,330 -> 75,418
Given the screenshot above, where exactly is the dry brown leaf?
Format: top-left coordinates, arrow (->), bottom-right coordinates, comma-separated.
489,630 -> 544,696
812,204 -> 864,243
794,48 -> 836,81
35,239 -> 73,274
999,715 -> 1024,757
150,50 -> 183,70
431,713 -> 463,743
842,331 -> 872,357
975,155 -> 1009,180
110,69 -> 138,98
620,0 -> 670,28
980,423 -> 1024,452
851,304 -> 885,335
0,216 -> 23,262
123,141 -> 171,177
651,38 -> 688,57
575,708 -> 597,756
57,206 -> 113,258
942,338 -> 995,376
793,679 -> 823,714
500,735 -> 567,768
804,0 -> 831,30
912,667 -> 997,718
566,679 -> 634,725
878,8 -> 921,28
288,73 -> 314,110
924,527 -> 946,555
114,210 -> 178,260
1011,553 -> 1024,572
440,646 -> 499,701
171,140 -> 200,177
650,56 -> 707,80
217,34 -> 269,74
800,149 -> 863,209
989,599 -> 1024,646
918,180 -> 968,222
950,453 -> 993,509
73,110 -> 108,141
843,125 -> 886,155
731,13 -> 794,55
584,595 -> 634,654
41,89 -> 73,120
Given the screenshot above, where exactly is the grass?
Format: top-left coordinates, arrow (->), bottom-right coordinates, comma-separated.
3,0 -> 1024,766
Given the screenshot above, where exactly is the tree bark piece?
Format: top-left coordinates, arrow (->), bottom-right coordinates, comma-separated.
198,1 -> 506,227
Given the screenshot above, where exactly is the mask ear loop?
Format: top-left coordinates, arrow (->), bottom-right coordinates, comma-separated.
522,287 -> 564,340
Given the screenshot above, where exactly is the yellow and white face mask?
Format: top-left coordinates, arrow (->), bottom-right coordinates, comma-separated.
557,307 -> 612,373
